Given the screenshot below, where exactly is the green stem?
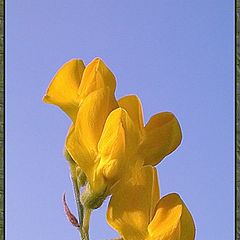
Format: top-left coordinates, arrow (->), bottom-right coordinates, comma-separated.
71,176 -> 84,226
65,150 -> 91,240
67,155 -> 85,239
82,207 -> 91,240
71,176 -> 85,239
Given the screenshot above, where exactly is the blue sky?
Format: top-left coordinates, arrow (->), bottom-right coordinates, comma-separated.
6,1 -> 234,239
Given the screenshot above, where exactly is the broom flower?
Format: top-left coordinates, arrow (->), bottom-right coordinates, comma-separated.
107,166 -> 195,240
43,58 -> 194,240
43,58 -> 182,208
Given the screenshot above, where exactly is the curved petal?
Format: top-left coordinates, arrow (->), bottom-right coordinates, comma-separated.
65,124 -> 93,178
148,193 -> 195,240
98,108 -> 141,182
78,58 -> 116,104
75,87 -> 118,152
107,166 -> 160,240
43,59 -> 85,121
66,125 -> 107,196
118,95 -> 144,134
140,112 -> 182,166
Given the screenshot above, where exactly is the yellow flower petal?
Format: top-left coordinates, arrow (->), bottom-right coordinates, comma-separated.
43,59 -> 85,121
148,193 -> 195,240
140,112 -> 182,166
75,87 -> 118,153
118,95 -> 144,134
107,166 -> 160,240
65,124 -> 93,177
66,125 -> 107,196
98,108 -> 141,182
78,58 -> 116,104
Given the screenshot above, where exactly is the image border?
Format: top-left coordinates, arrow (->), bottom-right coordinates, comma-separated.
1,1 -> 237,240
0,0 -> 4,239
236,0 -> 239,239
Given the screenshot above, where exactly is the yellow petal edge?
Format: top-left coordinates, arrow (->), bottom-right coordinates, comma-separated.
43,59 -> 85,121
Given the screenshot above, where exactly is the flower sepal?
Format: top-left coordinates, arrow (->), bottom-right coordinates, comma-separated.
76,166 -> 87,189
81,183 -> 108,209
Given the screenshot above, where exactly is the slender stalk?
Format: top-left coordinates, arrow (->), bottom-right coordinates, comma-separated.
71,176 -> 84,226
71,176 -> 85,239
65,153 -> 84,239
65,150 -> 91,240
82,207 -> 91,240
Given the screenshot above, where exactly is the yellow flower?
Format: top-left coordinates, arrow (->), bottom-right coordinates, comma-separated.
107,166 -> 195,240
66,95 -> 182,202
43,57 -> 120,205
118,95 -> 182,166
43,58 -> 182,205
43,57 -> 116,121
66,105 -> 142,205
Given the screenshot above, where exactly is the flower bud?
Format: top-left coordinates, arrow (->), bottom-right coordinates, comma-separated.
80,183 -> 108,209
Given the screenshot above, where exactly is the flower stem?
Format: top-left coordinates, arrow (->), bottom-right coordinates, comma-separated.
71,176 -> 85,239
82,207 -> 91,240
71,176 -> 84,226
65,150 -> 91,240
67,155 -> 85,239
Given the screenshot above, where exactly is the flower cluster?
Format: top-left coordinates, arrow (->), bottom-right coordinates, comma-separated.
43,58 -> 195,240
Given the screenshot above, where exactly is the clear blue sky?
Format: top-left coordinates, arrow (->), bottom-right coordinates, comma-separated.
6,1 -> 234,239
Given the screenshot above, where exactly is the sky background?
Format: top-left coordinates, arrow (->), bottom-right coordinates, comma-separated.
6,1 -> 234,240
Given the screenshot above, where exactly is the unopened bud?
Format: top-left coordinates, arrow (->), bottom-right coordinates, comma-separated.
81,183 -> 108,209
